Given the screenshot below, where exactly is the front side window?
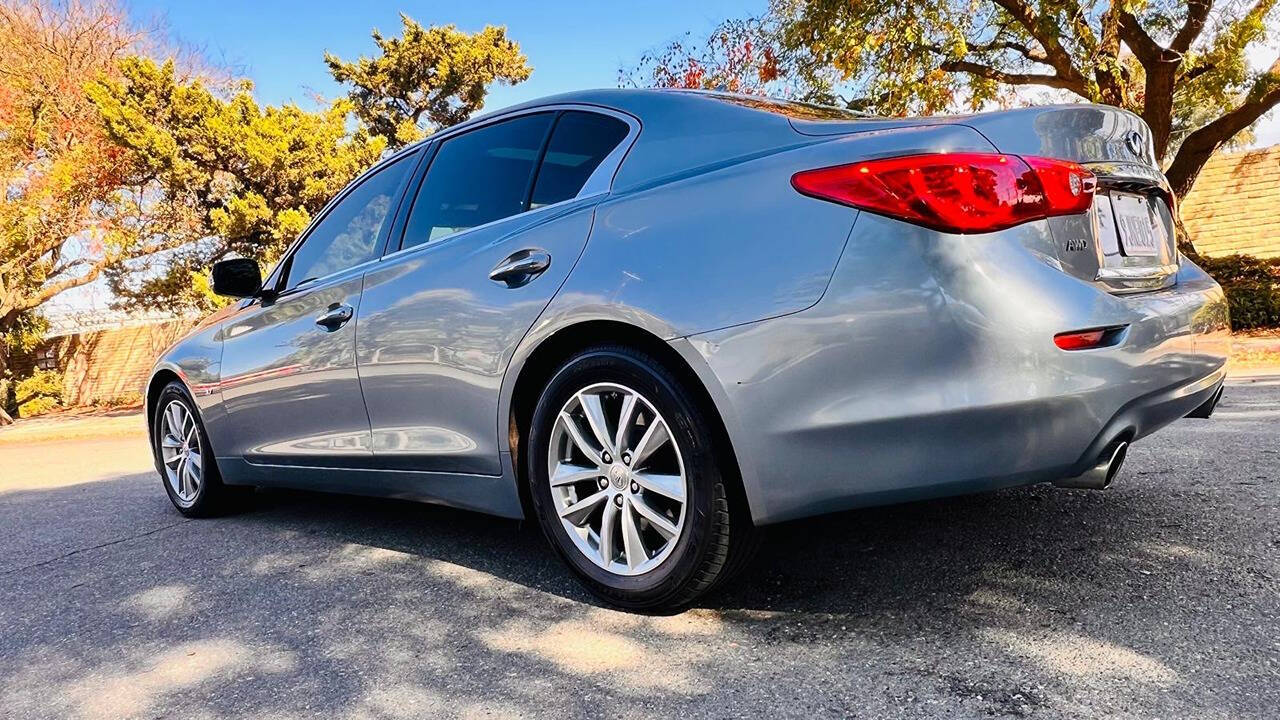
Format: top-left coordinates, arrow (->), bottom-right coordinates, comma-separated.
400,113 -> 554,251
283,153 -> 415,290
530,111 -> 630,208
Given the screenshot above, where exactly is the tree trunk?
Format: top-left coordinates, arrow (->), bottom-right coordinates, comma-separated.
1142,62 -> 1178,161
1166,57 -> 1280,200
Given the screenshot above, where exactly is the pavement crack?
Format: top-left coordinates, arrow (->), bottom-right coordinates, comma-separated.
1,519 -> 192,576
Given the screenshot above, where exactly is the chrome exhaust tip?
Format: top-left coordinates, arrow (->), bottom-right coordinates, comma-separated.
1054,441 -> 1128,490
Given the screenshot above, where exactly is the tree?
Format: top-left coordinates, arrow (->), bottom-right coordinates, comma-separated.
622,19 -> 782,94
86,58 -> 387,311
0,0 -> 157,423
630,0 -> 1280,200
325,16 -> 532,148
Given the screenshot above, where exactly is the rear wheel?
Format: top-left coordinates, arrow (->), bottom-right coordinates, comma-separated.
152,381 -> 249,517
527,345 -> 751,609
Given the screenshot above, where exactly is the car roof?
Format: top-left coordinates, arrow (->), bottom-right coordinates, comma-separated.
470,88 -> 866,125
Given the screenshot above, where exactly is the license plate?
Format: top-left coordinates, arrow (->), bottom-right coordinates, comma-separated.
1110,192 -> 1163,257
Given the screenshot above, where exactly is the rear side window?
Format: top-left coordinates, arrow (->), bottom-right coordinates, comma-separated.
399,113 -> 554,250
530,111 -> 630,208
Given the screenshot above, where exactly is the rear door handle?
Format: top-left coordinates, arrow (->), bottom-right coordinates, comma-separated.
489,249 -> 551,288
315,303 -> 353,330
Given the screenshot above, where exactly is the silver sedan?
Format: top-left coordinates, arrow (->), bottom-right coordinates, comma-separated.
146,90 -> 1229,608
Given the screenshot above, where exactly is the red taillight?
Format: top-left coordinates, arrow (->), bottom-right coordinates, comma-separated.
1053,329 -> 1108,350
791,153 -> 1096,234
1054,325 -> 1127,350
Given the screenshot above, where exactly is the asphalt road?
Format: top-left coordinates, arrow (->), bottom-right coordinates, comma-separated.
1,379 -> 1277,719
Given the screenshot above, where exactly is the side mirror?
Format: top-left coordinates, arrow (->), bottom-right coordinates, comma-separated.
211,258 -> 263,298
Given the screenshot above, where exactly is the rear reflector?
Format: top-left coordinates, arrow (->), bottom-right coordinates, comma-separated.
1053,326 -> 1127,350
792,153 -> 1096,234
1053,329 -> 1107,350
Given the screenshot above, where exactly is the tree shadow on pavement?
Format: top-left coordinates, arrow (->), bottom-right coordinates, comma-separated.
0,414 -> 1274,719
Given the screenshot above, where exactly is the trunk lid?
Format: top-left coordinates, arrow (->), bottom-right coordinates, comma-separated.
954,105 -> 1178,293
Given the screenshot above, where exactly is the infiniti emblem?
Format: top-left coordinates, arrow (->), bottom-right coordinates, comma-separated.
609,464 -> 628,489
1125,130 -> 1145,158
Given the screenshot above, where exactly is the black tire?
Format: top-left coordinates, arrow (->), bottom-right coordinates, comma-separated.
151,381 -> 250,517
527,344 -> 752,609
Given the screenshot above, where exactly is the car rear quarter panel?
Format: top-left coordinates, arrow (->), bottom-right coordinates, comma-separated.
551,123 -> 998,339
688,211 -> 1228,524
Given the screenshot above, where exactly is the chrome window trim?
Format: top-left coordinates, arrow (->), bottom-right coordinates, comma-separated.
256,103 -> 640,296
422,103 -> 640,170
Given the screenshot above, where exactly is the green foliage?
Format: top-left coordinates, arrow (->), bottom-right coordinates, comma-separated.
768,0 -> 1279,121
17,395 -> 58,418
2,312 -> 48,355
326,16 -> 532,148
1191,251 -> 1280,330
87,58 -> 388,309
15,368 -> 63,418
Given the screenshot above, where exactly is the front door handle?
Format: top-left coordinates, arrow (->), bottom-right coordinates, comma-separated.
488,249 -> 551,288
315,303 -> 353,330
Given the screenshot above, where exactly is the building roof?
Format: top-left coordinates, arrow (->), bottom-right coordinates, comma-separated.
41,308 -> 190,338
1181,144 -> 1280,259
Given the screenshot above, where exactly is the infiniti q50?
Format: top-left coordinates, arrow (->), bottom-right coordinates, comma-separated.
147,90 -> 1229,608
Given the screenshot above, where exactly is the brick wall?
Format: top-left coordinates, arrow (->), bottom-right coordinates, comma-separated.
1181,145 -> 1280,259
11,319 -> 195,408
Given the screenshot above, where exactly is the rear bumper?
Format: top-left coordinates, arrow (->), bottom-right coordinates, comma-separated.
1056,258 -> 1229,476
684,216 -> 1230,525
1068,363 -> 1223,478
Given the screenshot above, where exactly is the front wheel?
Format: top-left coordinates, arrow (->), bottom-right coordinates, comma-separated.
152,381 -> 249,517
527,345 -> 750,609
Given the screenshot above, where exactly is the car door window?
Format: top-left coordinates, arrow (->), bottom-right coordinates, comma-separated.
529,111 -> 630,208
399,113 -> 554,251
283,153 -> 415,290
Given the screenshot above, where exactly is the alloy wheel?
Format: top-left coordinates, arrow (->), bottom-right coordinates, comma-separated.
547,382 -> 688,575
159,399 -> 203,505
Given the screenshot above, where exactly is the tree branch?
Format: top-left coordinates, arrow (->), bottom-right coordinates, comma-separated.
1113,3 -> 1192,157
1095,2 -> 1129,105
965,38 -> 1047,63
1166,56 -> 1280,198
13,255 -> 115,313
1179,62 -> 1215,83
988,0 -> 1089,89
1171,0 -> 1214,54
1116,9 -> 1166,67
939,60 -> 1088,92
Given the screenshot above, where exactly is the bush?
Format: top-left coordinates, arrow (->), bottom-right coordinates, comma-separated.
1185,250 -> 1280,331
92,391 -> 143,409
15,369 -> 64,418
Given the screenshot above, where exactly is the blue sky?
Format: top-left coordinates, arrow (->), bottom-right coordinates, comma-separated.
127,1 -> 765,112
127,1 -> 1278,144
